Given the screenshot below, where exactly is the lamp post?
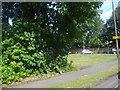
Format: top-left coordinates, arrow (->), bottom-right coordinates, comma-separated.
112,0 -> 119,59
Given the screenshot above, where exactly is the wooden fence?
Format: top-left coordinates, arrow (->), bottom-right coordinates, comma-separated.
70,48 -> 113,54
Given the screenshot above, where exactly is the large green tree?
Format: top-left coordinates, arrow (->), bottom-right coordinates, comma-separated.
71,11 -> 105,49
101,7 -> 120,48
1,2 -> 103,84
2,2 -> 103,57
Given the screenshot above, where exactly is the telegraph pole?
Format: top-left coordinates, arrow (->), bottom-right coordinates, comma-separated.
112,0 -> 119,59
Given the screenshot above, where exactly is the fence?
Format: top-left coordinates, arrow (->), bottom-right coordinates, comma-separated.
70,48 -> 113,54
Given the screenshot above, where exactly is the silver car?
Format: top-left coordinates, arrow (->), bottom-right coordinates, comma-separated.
82,49 -> 94,54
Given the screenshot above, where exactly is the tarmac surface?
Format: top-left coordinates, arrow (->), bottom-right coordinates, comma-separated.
9,60 -> 118,88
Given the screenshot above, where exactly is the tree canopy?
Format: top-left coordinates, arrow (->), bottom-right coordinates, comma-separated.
2,2 -> 103,84
2,2 -> 103,56
72,12 -> 105,49
101,6 -> 120,48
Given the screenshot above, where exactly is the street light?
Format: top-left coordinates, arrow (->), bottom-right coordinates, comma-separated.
112,0 -> 119,59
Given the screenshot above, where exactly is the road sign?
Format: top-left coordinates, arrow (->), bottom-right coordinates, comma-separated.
112,36 -> 120,39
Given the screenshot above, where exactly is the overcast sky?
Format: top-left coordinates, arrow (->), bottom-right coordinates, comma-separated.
99,0 -> 119,23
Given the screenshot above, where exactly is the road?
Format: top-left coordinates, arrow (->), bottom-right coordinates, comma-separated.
7,60 -> 118,88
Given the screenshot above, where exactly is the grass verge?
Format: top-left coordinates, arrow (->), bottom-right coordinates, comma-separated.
68,54 -> 117,70
51,65 -> 118,88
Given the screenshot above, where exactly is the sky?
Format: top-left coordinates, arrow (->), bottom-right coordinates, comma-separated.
99,0 -> 119,23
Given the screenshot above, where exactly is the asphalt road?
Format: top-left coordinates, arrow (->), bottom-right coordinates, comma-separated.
9,60 -> 118,88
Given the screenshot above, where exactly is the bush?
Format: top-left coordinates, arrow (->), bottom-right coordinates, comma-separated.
2,37 -> 72,84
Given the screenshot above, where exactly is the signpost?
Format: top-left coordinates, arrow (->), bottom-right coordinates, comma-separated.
112,36 -> 120,39
112,0 -> 119,60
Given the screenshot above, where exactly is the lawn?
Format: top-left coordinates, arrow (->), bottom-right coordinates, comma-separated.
68,54 -> 117,70
51,65 -> 118,88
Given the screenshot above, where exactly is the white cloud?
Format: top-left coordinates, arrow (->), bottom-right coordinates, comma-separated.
99,0 -> 118,23
100,10 -> 112,21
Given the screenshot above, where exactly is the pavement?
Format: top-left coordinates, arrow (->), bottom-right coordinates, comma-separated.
94,75 -> 119,88
8,60 -> 118,88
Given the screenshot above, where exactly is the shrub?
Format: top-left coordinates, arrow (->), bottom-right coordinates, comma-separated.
2,37 -> 72,84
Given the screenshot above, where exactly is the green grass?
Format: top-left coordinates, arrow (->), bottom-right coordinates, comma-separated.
51,65 -> 118,88
68,54 -> 117,70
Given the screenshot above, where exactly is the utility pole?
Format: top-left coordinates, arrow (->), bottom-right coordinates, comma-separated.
112,0 -> 119,59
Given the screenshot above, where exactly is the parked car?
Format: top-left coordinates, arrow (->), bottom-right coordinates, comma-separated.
82,49 -> 94,54
67,51 -> 72,54
112,48 -> 120,54
112,48 -> 117,54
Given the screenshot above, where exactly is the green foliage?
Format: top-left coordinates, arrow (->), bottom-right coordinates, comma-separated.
101,7 -> 120,48
2,2 -> 103,84
2,37 -> 72,84
48,56 -> 72,74
72,14 -> 105,48
2,2 -> 103,51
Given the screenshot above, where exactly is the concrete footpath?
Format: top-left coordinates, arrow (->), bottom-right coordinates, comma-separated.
9,60 -> 118,88
94,75 -> 119,88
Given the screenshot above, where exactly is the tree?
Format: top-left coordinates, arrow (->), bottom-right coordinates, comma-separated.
2,2 -> 103,57
1,2 -> 103,84
71,11 -> 105,49
101,7 -> 120,48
